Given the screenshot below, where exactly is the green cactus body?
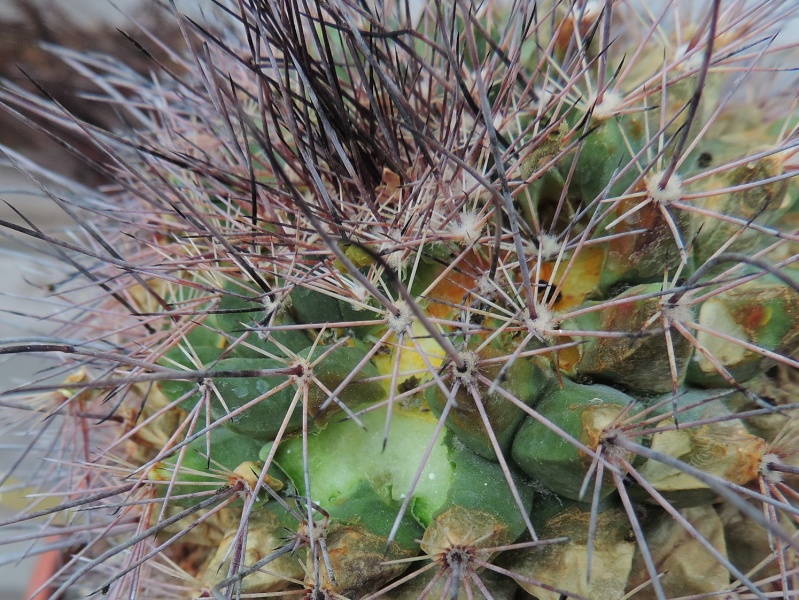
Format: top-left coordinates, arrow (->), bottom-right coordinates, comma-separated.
511,380 -> 635,501
269,405 -> 533,595
152,426 -> 265,505
564,111 -> 646,206
425,344 -> 553,459
212,282 -> 312,358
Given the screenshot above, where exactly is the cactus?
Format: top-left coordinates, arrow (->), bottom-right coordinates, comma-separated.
1,0 -> 798,598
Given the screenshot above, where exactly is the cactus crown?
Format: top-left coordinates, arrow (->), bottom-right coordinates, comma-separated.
1,1 -> 799,599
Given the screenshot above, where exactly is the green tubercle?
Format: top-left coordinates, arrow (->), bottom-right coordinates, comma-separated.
511,380 -> 634,501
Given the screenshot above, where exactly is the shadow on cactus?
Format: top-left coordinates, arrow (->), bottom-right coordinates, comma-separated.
0,0 -> 798,598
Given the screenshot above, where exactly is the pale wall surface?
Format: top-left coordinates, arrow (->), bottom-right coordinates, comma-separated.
0,0 -> 204,22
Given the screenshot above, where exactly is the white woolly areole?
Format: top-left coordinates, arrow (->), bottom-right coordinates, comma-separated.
452,350 -> 479,385
570,0 -> 602,21
377,228 -> 406,271
522,239 -> 538,257
253,296 -> 281,341
525,304 -> 557,336
261,295 -> 280,316
477,274 -> 495,298
646,171 -> 683,204
591,91 -> 624,121
661,298 -> 693,325
674,43 -> 704,72
388,300 -> 415,333
449,210 -> 483,244
538,233 -> 564,260
385,248 -> 407,272
760,452 -> 785,484
346,280 -> 370,310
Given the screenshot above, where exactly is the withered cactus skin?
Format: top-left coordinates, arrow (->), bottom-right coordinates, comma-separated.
0,1 -> 798,599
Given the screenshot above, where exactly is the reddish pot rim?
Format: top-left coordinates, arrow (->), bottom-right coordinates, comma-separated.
25,538 -> 61,600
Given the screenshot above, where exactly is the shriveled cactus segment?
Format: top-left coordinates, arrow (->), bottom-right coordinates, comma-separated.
627,506 -> 730,599
200,503 -> 304,594
693,153 -> 791,266
309,482 -> 423,595
561,283 -> 694,393
600,190 -> 694,293
720,501 -> 799,591
507,502 -> 635,600
637,424 -> 764,507
689,276 -> 799,386
381,564 -> 519,599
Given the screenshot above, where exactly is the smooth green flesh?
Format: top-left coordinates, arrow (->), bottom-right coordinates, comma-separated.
273,407 -> 452,522
512,381 -> 633,500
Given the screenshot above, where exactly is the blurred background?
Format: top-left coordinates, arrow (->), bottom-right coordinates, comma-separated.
0,2 -> 204,597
